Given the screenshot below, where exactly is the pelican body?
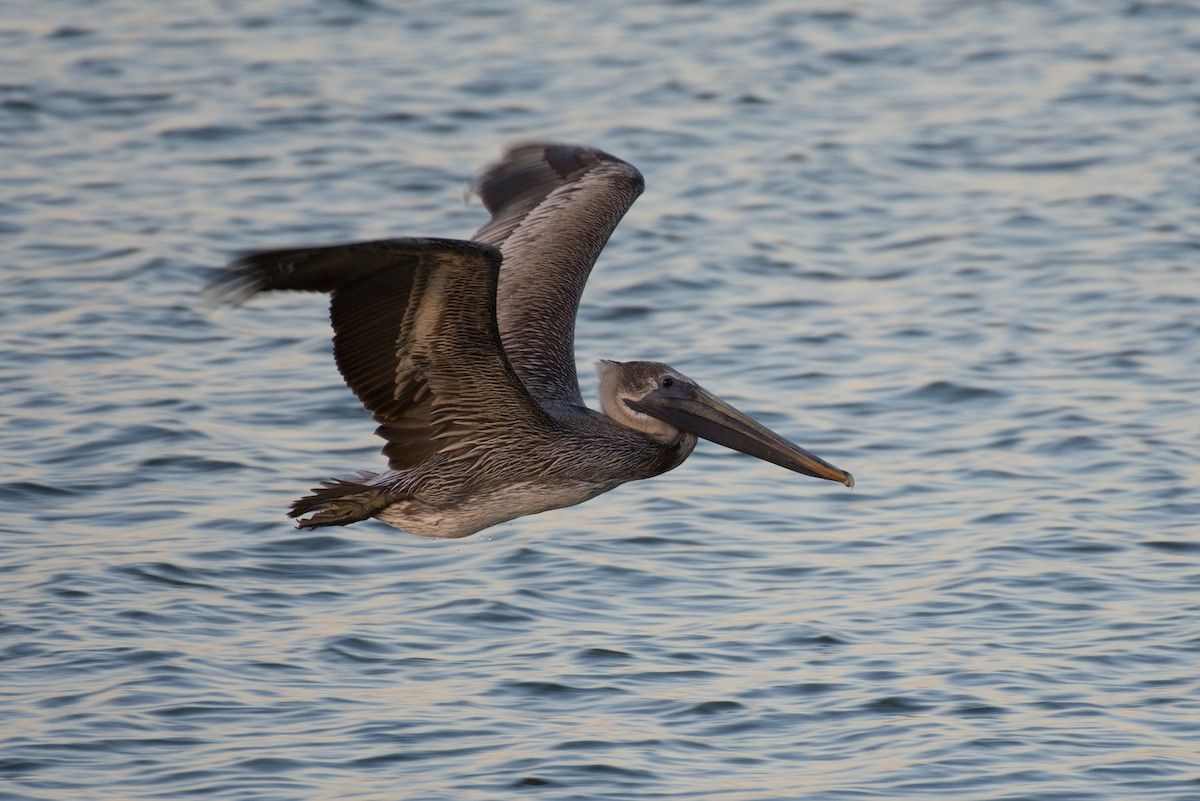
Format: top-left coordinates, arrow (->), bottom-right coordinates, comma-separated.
211,143 -> 852,538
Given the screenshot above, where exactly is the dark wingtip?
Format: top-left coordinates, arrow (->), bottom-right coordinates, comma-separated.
202,259 -> 271,308
474,142 -> 643,214
210,238 -> 502,307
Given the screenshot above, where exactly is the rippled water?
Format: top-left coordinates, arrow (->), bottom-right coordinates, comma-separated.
4,1 -> 1199,799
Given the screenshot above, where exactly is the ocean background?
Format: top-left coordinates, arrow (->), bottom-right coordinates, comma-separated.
3,1 -> 1199,798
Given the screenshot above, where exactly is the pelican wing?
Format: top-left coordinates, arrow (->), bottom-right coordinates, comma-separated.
213,238 -> 548,470
473,143 -> 644,405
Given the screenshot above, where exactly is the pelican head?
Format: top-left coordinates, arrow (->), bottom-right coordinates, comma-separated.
596,360 -> 854,487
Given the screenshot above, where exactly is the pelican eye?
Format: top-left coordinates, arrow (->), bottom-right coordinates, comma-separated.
661,376 -> 675,388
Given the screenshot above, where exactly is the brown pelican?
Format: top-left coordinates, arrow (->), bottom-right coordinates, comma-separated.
210,143 -> 853,538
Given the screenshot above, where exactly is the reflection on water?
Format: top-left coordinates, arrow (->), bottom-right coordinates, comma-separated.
3,0 -> 1199,799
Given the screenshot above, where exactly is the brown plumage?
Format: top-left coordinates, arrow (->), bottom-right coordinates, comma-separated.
209,143 -> 852,538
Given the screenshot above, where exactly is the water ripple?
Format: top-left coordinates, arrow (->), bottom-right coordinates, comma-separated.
3,0 -> 1199,799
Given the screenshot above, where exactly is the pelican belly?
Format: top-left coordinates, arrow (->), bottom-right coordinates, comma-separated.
375,480 -> 615,539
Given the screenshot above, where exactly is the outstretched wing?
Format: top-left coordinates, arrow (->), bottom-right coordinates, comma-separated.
473,143 -> 644,405
211,237 -> 549,470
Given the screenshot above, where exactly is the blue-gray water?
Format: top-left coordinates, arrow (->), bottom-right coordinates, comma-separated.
3,1 -> 1199,799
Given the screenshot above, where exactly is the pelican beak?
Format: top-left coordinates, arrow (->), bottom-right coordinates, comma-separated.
628,386 -> 854,487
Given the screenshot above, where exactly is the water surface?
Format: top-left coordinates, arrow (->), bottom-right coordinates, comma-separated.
3,1 -> 1199,799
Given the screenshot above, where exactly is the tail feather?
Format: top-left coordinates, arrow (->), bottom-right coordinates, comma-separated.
289,475 -> 393,529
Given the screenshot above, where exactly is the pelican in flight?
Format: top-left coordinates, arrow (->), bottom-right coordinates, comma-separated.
210,143 -> 853,538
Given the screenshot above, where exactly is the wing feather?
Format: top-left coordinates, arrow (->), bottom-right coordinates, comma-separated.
212,237 -> 547,470
473,143 -> 644,404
